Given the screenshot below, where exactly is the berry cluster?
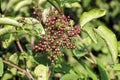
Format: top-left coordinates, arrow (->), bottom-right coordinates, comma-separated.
33,8 -> 80,64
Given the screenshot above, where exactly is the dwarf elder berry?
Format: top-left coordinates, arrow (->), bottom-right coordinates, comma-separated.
33,7 -> 80,64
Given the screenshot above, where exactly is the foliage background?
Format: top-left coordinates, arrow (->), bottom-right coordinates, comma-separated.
0,0 -> 120,80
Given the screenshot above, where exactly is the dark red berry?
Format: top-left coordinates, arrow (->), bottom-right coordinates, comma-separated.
33,8 -> 81,64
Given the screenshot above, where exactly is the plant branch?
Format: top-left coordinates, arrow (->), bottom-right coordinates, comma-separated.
3,60 -> 34,80
16,39 -> 24,53
15,36 -> 33,80
77,35 -> 97,64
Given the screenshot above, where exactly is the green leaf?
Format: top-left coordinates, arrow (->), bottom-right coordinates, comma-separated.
9,53 -> 18,64
72,66 -> 84,77
0,58 -> 4,76
10,68 -> 17,75
14,0 -> 32,12
38,0 -> 47,6
83,37 -> 92,46
60,73 -> 79,80
0,26 -> 14,36
33,55 -> 50,65
54,62 -> 72,73
80,9 -> 106,27
94,26 -> 118,63
97,59 -> 110,80
64,2 -> 81,8
73,37 -> 91,58
112,64 -> 120,71
26,56 -> 36,68
2,34 -> 15,48
34,64 -> 49,80
23,18 -> 45,34
34,24 -> 45,34
74,57 -> 98,80
0,18 -> 22,27
1,73 -> 13,80
118,41 -> 120,54
73,49 -> 87,58
82,0 -> 91,8
82,23 -> 97,43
